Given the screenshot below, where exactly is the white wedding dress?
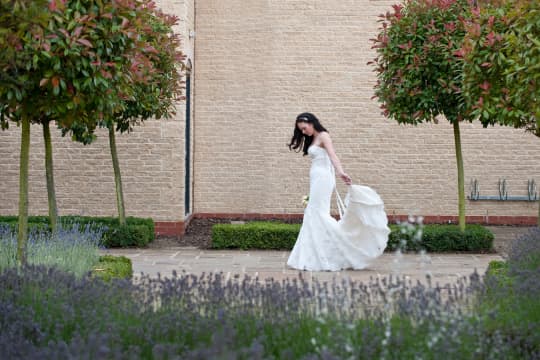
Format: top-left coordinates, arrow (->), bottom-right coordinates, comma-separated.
287,145 -> 390,271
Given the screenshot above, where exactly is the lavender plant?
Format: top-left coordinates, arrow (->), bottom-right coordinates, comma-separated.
0,224 -> 103,277
0,261 -> 536,359
0,230 -> 537,359
480,228 -> 540,357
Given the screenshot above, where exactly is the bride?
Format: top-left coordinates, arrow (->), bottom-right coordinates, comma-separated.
287,112 -> 390,271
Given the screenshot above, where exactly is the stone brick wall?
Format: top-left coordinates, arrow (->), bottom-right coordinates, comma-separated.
193,0 -> 539,220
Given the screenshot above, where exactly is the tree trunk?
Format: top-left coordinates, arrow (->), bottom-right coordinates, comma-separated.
453,121 -> 466,232
109,125 -> 126,225
43,120 -> 58,233
534,114 -> 539,226
17,117 -> 30,266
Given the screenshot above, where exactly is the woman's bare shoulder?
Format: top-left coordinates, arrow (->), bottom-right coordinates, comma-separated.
319,131 -> 332,143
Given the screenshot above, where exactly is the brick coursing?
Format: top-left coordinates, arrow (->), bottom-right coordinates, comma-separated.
0,0 -> 538,234
192,0 -> 539,220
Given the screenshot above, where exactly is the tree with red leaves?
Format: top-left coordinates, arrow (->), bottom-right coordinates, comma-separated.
0,0 -> 184,264
370,0 -> 477,231
462,0 -> 540,225
61,5 -> 186,226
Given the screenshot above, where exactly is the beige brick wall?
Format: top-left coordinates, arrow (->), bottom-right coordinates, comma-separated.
193,0 -> 540,218
0,122 -> 185,221
160,0 -> 196,216
1,0 -> 538,225
0,0 -> 195,222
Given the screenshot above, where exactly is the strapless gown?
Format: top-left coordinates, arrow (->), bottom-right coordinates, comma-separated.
287,145 -> 390,271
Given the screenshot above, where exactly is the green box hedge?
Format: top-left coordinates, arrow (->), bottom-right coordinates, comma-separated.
212,221 -> 301,250
0,216 -> 155,248
387,224 -> 494,252
211,221 -> 493,252
102,224 -> 153,248
91,255 -> 133,281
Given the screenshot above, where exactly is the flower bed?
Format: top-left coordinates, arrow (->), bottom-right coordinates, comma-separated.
0,215 -> 155,248
0,223 -> 102,277
1,229 -> 538,358
0,224 -> 133,280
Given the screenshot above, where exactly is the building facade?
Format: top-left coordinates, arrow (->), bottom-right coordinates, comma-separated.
1,0 -> 538,235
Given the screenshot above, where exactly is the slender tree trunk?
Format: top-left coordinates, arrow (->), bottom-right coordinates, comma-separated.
108,125 -> 126,225
43,120 -> 58,233
535,117 -> 540,227
453,121 -> 466,232
17,117 -> 30,266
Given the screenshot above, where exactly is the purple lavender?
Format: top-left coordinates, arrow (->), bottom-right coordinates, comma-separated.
0,229 -> 538,358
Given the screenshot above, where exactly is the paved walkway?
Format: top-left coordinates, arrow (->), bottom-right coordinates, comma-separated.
102,226 -> 535,285
104,226 -> 529,284
102,247 -> 502,285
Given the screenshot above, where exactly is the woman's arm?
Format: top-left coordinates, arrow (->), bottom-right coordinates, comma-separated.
319,132 -> 352,185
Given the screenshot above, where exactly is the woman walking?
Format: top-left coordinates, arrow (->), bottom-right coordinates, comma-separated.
287,112 -> 390,271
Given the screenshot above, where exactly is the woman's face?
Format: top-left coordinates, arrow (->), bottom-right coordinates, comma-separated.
297,121 -> 315,136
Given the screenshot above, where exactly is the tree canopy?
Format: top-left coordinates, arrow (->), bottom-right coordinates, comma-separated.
462,0 -> 540,136
462,0 -> 540,226
370,0 -> 476,231
371,0 -> 475,125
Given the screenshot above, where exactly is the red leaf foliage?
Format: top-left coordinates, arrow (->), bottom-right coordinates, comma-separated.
76,38 -> 93,48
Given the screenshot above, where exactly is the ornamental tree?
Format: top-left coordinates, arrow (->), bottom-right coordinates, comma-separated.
370,0 -> 476,231
64,9 -> 185,226
0,0 -> 173,264
1,0 -> 53,263
462,0 -> 540,225
108,11 -> 184,226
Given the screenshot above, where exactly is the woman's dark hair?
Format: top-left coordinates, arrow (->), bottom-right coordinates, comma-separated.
288,112 -> 328,155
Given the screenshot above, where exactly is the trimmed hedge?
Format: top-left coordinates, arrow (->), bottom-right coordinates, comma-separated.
102,224 -> 153,248
211,221 -> 494,252
0,216 -> 155,248
91,255 -> 133,281
387,224 -> 494,252
212,221 -> 301,250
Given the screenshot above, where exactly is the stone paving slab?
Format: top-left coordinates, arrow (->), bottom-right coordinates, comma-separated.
102,247 -> 503,285
101,226 -> 536,285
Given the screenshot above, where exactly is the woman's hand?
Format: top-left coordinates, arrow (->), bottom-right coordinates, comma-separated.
339,172 -> 352,185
